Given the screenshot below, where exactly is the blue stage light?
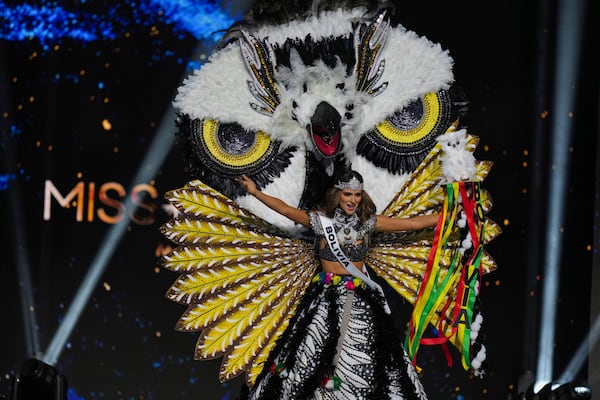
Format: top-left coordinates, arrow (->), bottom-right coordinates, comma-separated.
535,0 -> 586,391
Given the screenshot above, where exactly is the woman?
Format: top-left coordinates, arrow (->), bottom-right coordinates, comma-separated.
235,169 -> 438,400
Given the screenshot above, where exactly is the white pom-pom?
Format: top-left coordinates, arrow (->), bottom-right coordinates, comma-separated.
470,313 -> 483,342
475,346 -> 486,362
472,346 -> 487,379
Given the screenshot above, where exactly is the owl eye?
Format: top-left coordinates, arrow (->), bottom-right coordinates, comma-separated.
336,82 -> 345,90
356,90 -> 454,174
177,116 -> 296,199
189,119 -> 282,177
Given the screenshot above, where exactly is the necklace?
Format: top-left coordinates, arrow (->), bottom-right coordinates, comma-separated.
333,208 -> 359,243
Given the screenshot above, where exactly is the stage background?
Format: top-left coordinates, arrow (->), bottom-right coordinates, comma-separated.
1,0 -> 598,399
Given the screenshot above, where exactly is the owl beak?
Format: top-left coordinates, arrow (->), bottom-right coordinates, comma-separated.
309,101 -> 342,158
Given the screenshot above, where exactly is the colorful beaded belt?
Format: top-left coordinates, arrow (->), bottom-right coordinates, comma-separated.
312,272 -> 366,290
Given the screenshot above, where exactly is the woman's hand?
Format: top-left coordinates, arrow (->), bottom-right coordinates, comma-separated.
235,174 -> 257,195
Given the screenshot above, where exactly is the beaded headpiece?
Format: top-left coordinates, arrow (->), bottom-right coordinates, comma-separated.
334,176 -> 363,191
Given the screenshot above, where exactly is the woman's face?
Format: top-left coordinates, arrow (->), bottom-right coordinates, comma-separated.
338,189 -> 363,215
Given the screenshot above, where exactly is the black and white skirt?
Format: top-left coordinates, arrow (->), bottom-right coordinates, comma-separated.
239,273 -> 428,400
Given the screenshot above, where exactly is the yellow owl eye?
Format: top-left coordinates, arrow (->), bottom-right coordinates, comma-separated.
190,119 -> 280,176
375,91 -> 444,144
356,89 -> 454,174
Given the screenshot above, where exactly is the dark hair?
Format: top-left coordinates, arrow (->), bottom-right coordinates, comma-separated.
319,169 -> 376,223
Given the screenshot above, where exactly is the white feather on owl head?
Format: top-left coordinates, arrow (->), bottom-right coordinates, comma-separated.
172,6 -> 459,231
436,129 -> 478,184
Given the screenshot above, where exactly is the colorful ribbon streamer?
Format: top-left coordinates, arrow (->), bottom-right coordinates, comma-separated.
406,181 -> 486,371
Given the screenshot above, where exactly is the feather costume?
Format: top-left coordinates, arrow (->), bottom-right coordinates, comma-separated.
161,0 -> 501,396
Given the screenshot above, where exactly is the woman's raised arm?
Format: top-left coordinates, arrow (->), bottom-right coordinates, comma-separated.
375,213 -> 440,232
235,175 -> 310,227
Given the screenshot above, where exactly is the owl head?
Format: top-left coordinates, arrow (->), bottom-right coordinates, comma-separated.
172,4 -> 463,228
436,129 -> 469,153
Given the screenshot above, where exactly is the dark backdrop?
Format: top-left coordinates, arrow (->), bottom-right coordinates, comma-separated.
1,0 -> 597,399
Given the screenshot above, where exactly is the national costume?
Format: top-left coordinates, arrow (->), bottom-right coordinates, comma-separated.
237,209 -> 427,400
159,1 -> 502,398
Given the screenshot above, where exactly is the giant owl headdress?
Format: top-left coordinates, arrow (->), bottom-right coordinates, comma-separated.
162,0 -> 501,387
173,0 -> 467,233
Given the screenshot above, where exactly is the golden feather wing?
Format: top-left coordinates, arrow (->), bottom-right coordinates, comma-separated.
160,180 -> 319,386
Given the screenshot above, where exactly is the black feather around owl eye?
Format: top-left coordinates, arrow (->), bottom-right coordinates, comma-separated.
336,82 -> 345,90
356,89 -> 455,175
176,115 -> 295,198
302,83 -> 308,92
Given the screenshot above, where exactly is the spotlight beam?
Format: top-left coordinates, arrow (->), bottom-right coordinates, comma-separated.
1,46 -> 42,359
10,178 -> 42,359
535,0 -> 586,391
557,309 -> 600,384
42,104 -> 177,366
